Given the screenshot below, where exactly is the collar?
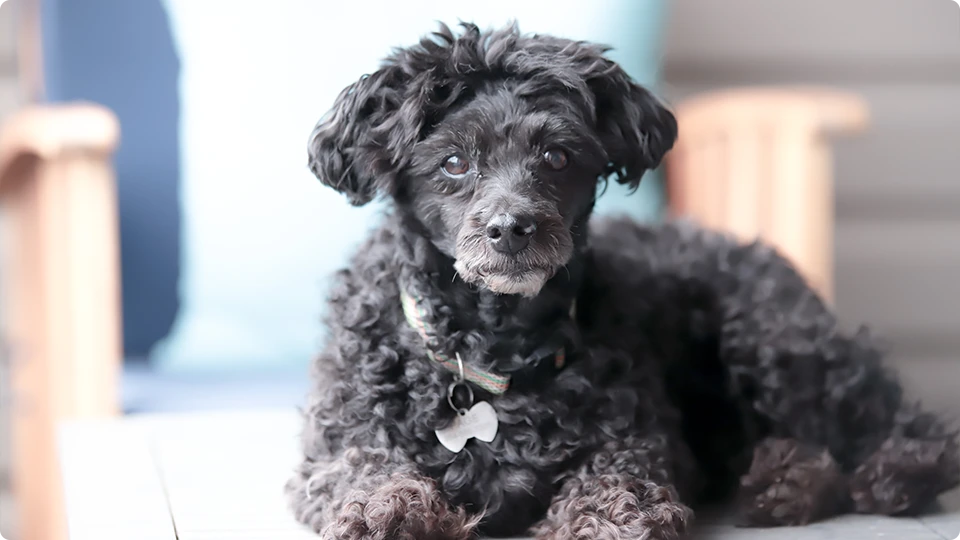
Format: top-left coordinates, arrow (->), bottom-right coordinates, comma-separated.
400,287 -> 574,395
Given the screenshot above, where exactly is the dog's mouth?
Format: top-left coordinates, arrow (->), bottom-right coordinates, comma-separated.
453,219 -> 573,297
455,262 -> 556,297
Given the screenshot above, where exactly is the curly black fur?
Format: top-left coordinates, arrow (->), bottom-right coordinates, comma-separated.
287,22 -> 959,539
735,438 -> 848,527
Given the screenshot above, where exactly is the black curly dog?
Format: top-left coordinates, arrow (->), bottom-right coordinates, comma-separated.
287,22 -> 959,539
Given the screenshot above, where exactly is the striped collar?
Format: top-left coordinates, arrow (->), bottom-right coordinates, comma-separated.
400,287 -> 573,395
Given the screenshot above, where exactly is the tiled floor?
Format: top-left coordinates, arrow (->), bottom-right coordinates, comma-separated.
56,410 -> 960,540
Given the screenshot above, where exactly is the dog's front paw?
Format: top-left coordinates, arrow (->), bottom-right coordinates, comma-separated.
736,438 -> 847,527
534,476 -> 691,540
850,436 -> 960,516
326,475 -> 478,540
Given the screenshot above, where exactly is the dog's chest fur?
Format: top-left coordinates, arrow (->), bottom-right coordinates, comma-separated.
310,219 -> 733,535
392,331 -> 650,531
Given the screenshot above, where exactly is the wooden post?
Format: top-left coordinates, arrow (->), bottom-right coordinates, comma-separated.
666,87 -> 869,303
0,103 -> 122,540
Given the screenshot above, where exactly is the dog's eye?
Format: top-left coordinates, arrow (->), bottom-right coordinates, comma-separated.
543,148 -> 569,171
441,154 -> 470,178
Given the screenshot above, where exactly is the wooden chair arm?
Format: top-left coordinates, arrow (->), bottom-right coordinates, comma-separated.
1,103 -> 123,540
665,86 -> 870,302
0,103 -> 120,186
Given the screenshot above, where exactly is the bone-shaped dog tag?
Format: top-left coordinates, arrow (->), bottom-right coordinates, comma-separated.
435,401 -> 499,453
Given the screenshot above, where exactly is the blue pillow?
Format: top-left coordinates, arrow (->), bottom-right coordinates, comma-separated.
152,0 -> 670,374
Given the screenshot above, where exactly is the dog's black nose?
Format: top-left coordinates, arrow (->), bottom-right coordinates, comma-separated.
486,213 -> 537,254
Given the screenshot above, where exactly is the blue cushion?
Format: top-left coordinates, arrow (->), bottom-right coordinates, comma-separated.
40,0 -> 184,358
149,0 -> 671,374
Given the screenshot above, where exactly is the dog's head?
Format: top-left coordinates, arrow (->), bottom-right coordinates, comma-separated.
308,23 -> 677,296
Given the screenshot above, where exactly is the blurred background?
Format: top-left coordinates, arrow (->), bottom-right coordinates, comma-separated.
0,1 -> 957,539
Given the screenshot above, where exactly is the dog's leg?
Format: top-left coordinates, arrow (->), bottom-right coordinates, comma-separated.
848,404 -> 960,516
735,437 -> 848,526
531,435 -> 693,540
287,447 -> 479,540
707,238 -> 960,523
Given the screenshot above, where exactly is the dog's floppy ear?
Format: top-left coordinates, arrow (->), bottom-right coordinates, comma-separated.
588,63 -> 678,190
308,67 -> 416,206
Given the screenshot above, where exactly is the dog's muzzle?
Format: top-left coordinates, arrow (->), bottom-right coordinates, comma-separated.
454,211 -> 573,297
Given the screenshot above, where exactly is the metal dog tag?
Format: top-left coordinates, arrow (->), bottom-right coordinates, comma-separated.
435,401 -> 499,453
